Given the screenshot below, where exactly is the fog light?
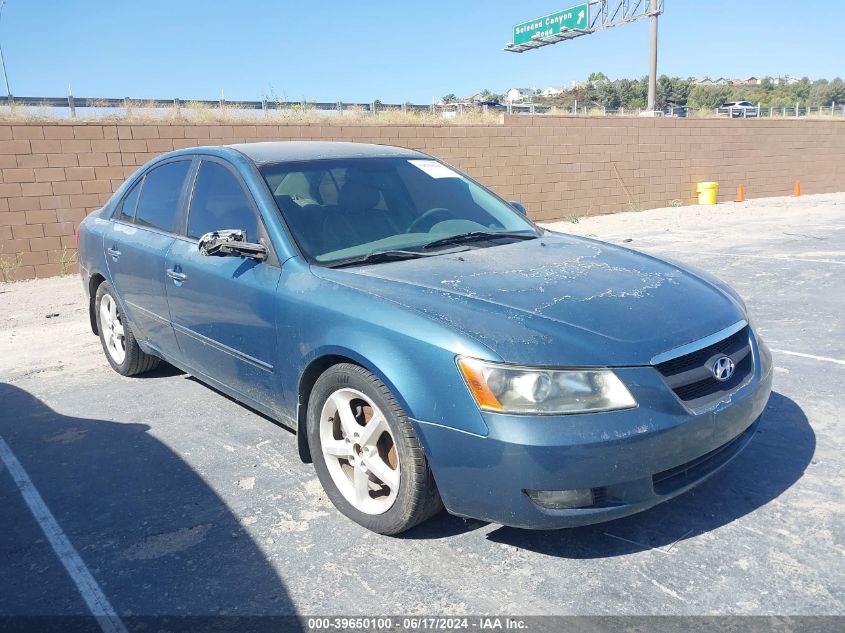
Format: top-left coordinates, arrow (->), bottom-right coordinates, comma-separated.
526,488 -> 597,509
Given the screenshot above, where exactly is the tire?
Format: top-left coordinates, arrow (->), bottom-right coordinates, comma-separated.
95,281 -> 160,377
307,363 -> 443,535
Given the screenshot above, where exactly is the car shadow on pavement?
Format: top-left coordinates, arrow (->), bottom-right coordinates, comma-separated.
131,362 -> 186,379
402,512 -> 490,539
485,392 -> 814,558
0,383 -> 302,628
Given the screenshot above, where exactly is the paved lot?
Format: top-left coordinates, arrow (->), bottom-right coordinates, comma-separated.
1,193 -> 843,618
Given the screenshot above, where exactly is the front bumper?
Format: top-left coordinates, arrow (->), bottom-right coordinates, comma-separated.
415,336 -> 774,529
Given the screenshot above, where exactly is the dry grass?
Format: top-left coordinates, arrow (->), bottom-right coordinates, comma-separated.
0,251 -> 22,283
0,101 -> 504,125
58,249 -> 78,276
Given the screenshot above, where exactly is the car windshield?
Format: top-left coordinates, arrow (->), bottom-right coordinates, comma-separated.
259,157 -> 538,265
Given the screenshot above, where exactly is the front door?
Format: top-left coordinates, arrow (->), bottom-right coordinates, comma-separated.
164,159 -> 282,411
105,159 -> 192,355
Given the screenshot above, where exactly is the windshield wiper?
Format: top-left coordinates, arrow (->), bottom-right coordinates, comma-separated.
422,231 -> 537,251
324,249 -> 437,269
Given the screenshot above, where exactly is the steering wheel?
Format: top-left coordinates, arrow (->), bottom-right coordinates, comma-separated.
406,208 -> 454,233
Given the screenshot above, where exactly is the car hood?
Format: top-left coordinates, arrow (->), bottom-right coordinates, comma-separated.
312,233 -> 746,366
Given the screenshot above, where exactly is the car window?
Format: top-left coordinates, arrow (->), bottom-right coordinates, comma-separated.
259,157 -> 536,264
134,161 -> 191,233
114,179 -> 142,222
187,161 -> 260,241
273,171 -> 317,206
317,170 -> 342,205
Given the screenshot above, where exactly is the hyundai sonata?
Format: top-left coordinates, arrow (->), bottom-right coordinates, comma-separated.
78,142 -> 773,534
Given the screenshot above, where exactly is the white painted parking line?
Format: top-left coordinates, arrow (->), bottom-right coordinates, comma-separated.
0,435 -> 128,633
771,349 -> 845,366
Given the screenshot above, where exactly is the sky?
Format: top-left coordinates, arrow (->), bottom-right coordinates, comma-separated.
1,0 -> 843,103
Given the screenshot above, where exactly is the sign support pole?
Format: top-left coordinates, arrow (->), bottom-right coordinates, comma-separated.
647,0 -> 659,112
0,0 -> 11,101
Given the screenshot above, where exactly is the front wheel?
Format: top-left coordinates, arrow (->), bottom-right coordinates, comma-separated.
307,364 -> 442,534
95,281 -> 160,376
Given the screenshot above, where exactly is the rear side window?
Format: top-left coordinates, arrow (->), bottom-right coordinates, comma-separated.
187,161 -> 260,241
134,161 -> 191,233
115,179 -> 142,222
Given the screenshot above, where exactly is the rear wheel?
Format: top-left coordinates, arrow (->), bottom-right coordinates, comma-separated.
307,363 -> 442,534
95,281 -> 160,376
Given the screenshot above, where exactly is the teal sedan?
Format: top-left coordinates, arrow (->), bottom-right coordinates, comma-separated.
78,142 -> 773,534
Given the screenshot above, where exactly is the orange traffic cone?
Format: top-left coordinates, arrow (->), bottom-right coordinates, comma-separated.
736,183 -> 745,202
793,181 -> 801,196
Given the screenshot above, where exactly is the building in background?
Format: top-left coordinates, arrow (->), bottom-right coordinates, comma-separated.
505,87 -> 539,102
540,86 -> 566,97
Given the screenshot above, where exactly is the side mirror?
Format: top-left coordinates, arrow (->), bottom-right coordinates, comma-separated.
198,229 -> 267,262
509,201 -> 527,216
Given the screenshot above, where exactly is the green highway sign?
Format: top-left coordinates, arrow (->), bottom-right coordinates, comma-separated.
512,4 -> 589,45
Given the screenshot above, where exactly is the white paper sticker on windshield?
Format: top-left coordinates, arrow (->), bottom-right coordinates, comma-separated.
409,159 -> 460,179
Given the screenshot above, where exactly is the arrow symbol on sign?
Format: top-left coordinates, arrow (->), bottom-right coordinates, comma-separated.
577,10 -> 585,25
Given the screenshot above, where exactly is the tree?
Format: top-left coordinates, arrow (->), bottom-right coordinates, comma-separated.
530,74 -> 845,111
477,89 -> 501,104
793,77 -> 812,100
594,81 -> 620,109
657,75 -> 673,107
688,85 -> 731,110
441,93 -> 458,103
829,78 -> 845,104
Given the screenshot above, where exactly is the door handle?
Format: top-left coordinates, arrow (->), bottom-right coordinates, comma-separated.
107,246 -> 121,259
166,268 -> 187,282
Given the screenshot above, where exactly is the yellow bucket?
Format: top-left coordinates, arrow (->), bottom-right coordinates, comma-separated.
696,181 -> 719,205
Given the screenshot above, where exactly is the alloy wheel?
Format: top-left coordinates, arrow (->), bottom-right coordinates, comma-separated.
319,387 -> 400,515
99,293 -> 126,365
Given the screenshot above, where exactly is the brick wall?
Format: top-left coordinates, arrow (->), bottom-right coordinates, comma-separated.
1,116 -> 844,280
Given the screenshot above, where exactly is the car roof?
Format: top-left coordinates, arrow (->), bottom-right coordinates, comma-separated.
225,141 -> 428,165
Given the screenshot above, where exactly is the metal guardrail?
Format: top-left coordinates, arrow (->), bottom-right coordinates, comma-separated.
0,95 -> 556,117
715,105 -> 845,118
5,96 -> 434,114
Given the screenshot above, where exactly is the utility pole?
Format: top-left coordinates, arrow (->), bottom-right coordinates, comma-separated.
0,0 -> 11,99
646,0 -> 659,112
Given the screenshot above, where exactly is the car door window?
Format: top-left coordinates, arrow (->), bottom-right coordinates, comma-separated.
134,161 -> 191,233
114,178 -> 142,222
186,161 -> 260,242
317,170 -> 343,205
272,171 -> 318,206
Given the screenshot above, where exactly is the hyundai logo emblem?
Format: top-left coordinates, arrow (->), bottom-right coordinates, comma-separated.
712,356 -> 735,382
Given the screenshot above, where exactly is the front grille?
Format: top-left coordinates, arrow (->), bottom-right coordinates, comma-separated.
652,423 -> 756,495
591,487 -> 608,506
655,326 -> 753,408
656,327 -> 749,376
672,354 -> 753,401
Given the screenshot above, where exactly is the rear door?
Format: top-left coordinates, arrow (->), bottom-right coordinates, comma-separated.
105,159 -> 193,355
164,158 -> 282,411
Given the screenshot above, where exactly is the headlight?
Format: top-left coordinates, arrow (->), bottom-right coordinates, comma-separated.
457,357 -> 637,415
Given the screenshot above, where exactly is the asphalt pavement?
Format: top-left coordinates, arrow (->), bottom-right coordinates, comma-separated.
0,193 -> 842,621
